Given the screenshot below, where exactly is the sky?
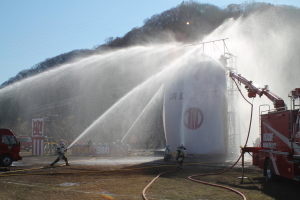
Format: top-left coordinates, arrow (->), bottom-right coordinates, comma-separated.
0,0 -> 299,85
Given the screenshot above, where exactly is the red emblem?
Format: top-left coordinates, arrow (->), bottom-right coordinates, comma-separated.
183,107 -> 204,130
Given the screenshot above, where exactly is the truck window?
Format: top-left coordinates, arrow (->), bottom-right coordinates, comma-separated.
18,137 -> 32,143
2,135 -> 17,145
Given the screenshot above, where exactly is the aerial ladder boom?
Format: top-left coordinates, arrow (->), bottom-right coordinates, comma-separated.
229,71 -> 285,110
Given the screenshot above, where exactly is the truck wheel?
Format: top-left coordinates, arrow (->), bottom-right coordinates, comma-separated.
265,159 -> 276,182
1,155 -> 12,167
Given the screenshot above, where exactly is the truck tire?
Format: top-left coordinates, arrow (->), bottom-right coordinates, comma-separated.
1,155 -> 12,167
265,159 -> 276,182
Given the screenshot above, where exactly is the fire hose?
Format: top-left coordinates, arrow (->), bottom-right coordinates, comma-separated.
142,168 -> 180,200
188,155 -> 246,200
142,77 -> 253,200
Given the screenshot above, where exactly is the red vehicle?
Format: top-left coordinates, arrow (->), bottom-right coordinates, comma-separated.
0,129 -> 22,167
16,135 -> 32,152
230,71 -> 300,181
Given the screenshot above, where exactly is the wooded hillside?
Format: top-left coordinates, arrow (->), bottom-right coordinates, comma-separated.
1,1 -> 288,88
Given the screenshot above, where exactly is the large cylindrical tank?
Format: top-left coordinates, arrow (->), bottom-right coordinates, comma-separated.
163,57 -> 227,155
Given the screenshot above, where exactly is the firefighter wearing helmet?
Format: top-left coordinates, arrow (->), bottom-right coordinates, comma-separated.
176,143 -> 186,169
163,144 -> 172,161
50,141 -> 70,166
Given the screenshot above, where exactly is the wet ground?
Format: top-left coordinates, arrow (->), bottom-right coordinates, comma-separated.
11,149 -> 237,168
1,152 -> 299,200
12,154 -> 164,167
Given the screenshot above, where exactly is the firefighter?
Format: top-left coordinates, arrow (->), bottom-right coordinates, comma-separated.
163,144 -> 172,161
50,142 -> 70,166
176,143 -> 186,169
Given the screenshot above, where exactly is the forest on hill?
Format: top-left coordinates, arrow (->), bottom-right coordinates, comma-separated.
1,1 -> 294,88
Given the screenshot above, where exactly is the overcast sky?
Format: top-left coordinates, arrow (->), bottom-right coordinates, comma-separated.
0,0 -> 299,85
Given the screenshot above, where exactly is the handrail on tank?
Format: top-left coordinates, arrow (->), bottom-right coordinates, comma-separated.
184,38 -> 229,47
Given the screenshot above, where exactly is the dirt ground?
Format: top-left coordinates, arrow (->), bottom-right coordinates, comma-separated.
0,152 -> 299,200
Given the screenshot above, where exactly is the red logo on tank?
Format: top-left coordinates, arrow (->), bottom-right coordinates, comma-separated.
183,107 -> 204,130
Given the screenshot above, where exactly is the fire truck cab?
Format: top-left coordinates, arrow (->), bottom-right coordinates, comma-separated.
0,129 -> 22,167
230,71 -> 300,181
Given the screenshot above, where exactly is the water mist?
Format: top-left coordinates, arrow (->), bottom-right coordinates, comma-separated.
206,6 -> 300,146
1,5 -> 299,155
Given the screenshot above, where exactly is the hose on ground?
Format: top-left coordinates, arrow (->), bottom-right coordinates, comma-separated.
142,168 -> 179,200
188,154 -> 246,200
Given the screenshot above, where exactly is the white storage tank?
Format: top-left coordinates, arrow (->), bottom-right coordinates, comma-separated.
163,57 -> 227,155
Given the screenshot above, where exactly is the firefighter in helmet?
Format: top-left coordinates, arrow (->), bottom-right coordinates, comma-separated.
176,143 -> 186,169
163,144 -> 172,161
50,142 -> 69,166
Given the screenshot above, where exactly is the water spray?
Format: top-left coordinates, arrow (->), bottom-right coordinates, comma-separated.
67,45 -> 198,150
67,78 -> 163,149
121,85 -> 164,143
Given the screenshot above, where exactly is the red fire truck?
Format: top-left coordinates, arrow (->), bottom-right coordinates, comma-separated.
0,129 -> 22,167
229,71 -> 300,181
